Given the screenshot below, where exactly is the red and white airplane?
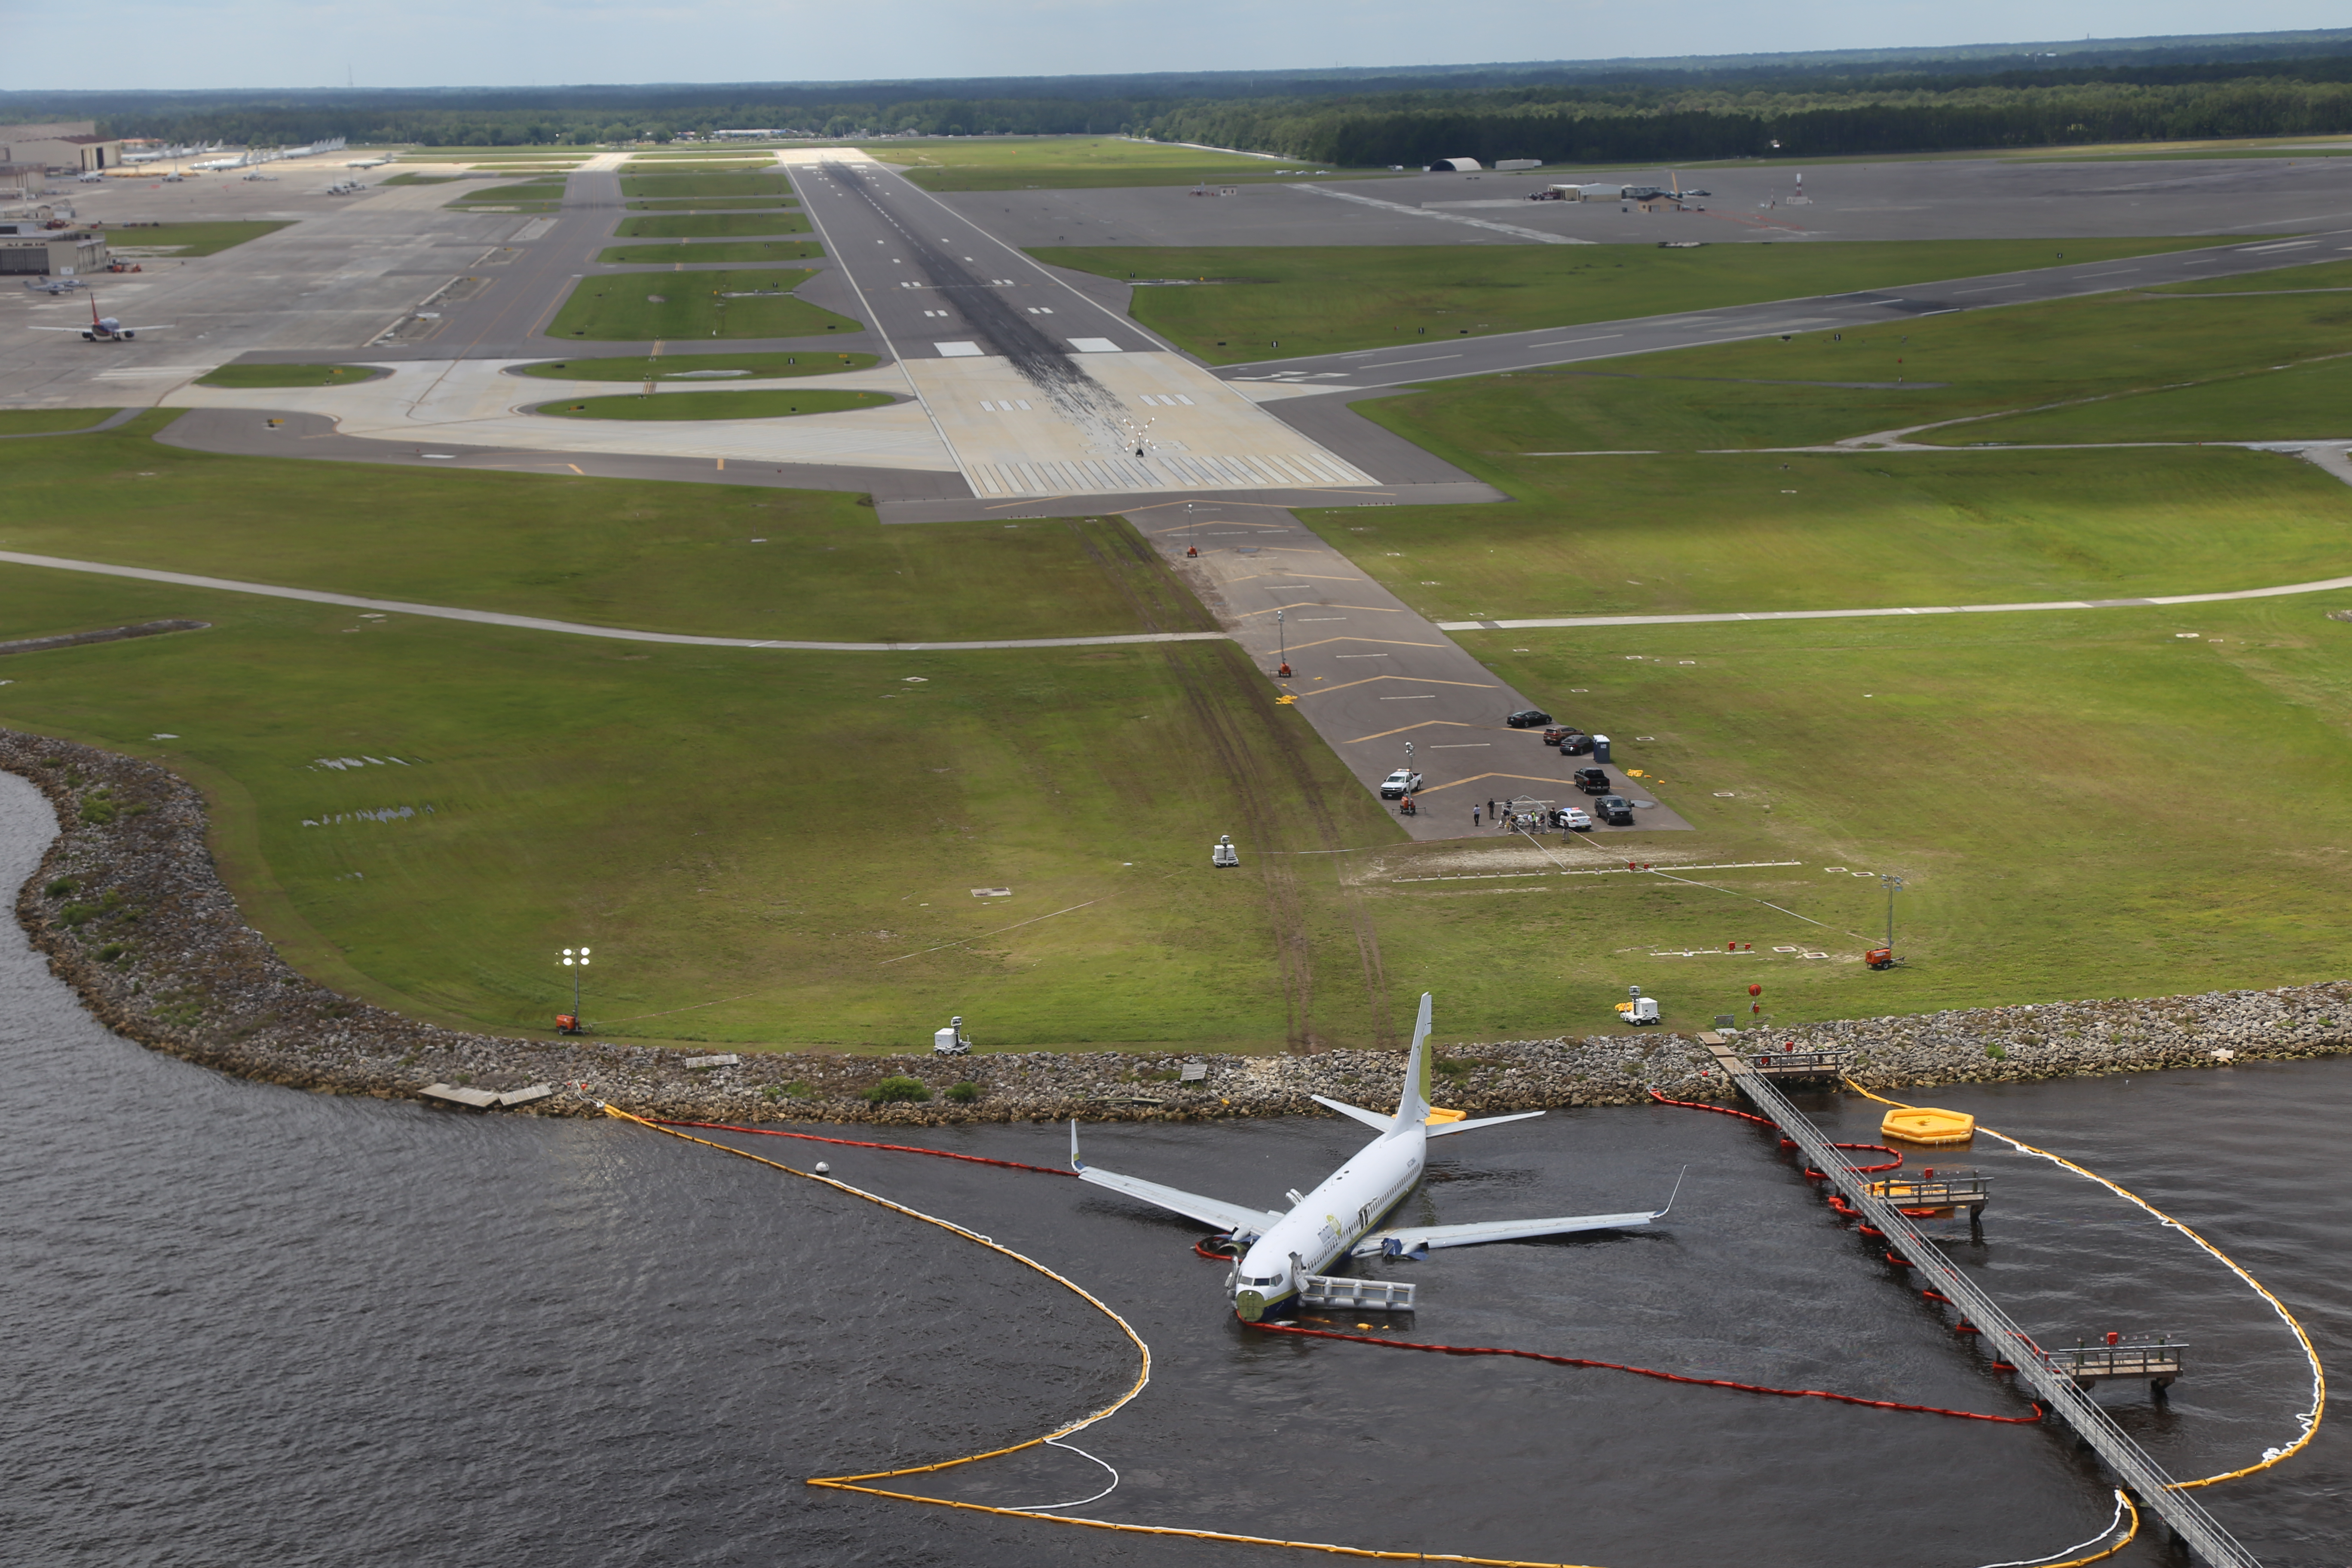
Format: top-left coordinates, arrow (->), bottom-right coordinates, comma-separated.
32,294 -> 169,341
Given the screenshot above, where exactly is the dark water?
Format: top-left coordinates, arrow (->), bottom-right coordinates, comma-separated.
0,770 -> 2341,1568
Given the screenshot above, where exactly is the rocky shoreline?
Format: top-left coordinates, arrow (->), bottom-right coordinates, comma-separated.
12,730 -> 2351,1127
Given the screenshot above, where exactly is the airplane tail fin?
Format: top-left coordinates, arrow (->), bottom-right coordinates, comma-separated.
1394,992 -> 1435,1129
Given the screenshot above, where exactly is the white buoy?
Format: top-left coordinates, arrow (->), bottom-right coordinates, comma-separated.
814,1161 -> 830,1174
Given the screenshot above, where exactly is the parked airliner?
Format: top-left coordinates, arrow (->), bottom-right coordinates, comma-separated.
1072,993 -> 1672,1320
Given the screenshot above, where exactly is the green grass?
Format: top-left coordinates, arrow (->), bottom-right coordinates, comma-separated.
511,351 -> 878,382
1929,355 -> 2352,445
0,414 -> 1197,644
9,562 -> 2352,1046
195,364 -> 382,389
619,160 -> 774,174
0,409 -> 119,434
619,172 -> 793,200
447,180 -> 565,208
614,212 -> 812,239
596,240 -> 823,264
380,172 -> 457,186
1036,238 -> 2234,364
625,197 -> 799,211
547,270 -> 860,341
2151,257 -> 2352,294
871,135 -> 1321,191
102,221 -> 290,257
536,388 -> 897,420
0,569 -> 1378,1051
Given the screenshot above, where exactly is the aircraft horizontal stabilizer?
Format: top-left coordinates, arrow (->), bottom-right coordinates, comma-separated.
1424,1109 -> 1545,1138
1309,1094 -> 1393,1132
1070,1119 -> 1281,1238
1350,1209 -> 1658,1258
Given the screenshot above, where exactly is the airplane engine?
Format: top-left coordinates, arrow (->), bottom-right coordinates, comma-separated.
119,330 -> 135,340
80,331 -> 96,341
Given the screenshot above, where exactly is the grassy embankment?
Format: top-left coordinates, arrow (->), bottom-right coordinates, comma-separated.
613,212 -> 812,239
195,364 -> 383,389
537,388 -> 896,420
597,240 -> 823,264
546,269 -> 858,340
1036,238 -> 2234,364
868,135 -> 1322,190
511,352 -> 877,382
0,409 -> 120,434
445,179 -> 566,211
104,221 -> 291,256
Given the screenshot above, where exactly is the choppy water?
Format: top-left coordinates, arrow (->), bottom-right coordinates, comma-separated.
0,769 -> 2341,1567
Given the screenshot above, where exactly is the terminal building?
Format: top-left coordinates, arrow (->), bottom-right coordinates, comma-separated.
0,120 -> 126,174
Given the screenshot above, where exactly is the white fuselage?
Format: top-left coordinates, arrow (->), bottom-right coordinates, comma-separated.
1231,1121 -> 1424,1320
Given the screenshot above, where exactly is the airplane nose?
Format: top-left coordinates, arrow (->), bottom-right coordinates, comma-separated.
1234,1289 -> 1267,1323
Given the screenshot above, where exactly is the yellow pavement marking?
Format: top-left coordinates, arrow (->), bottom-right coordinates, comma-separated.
1414,772 -> 1584,795
1232,603 -> 1401,618
1280,637 -> 1447,651
1345,720 -> 1496,743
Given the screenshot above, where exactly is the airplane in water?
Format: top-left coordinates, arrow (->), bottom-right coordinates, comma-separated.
1072,993 -> 1674,1321
31,295 -> 168,341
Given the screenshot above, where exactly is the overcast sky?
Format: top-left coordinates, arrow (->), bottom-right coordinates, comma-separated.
11,0 -> 2351,93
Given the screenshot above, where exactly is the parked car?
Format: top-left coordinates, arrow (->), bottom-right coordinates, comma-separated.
1379,768 -> 1424,799
1596,795 -> 1636,825
1505,708 -> 1553,728
1554,728 -> 1592,756
1571,766 -> 1612,794
1555,806 -> 1592,831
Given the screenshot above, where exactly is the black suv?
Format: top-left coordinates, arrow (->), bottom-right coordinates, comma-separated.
1505,708 -> 1552,728
1596,795 -> 1636,825
1572,767 -> 1612,794
1553,728 -> 1592,756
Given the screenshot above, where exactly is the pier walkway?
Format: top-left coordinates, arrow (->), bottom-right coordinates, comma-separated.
1714,1055 -> 2261,1568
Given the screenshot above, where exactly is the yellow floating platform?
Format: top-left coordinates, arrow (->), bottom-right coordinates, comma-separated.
1881,1106 -> 1975,1145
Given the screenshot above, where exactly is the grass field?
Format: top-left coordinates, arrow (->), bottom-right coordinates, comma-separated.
596,240 -> 823,264
547,270 -> 859,341
870,135 -> 1321,190
536,388 -> 897,420
2151,257 -> 2352,294
625,197 -> 799,211
380,173 -> 456,186
104,221 -> 291,256
7,562 -> 2349,1047
511,351 -> 878,382
614,212 -> 812,239
1036,239 -> 2231,364
0,414 -> 1197,644
619,172 -> 793,200
195,364 -> 381,389
0,408 -> 119,434
619,160 -> 774,174
447,181 -> 565,210
1922,356 -> 2352,445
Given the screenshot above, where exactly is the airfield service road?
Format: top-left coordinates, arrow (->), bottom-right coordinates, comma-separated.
1134,504 -> 1691,841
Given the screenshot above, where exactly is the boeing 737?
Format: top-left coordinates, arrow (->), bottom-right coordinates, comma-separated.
31,295 -> 168,341
1072,993 -> 1671,1321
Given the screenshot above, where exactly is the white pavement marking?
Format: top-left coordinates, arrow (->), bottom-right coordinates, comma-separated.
1436,570 -> 2352,632
1292,183 -> 1595,244
0,550 -> 1231,653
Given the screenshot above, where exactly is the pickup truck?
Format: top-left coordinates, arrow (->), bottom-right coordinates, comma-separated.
1595,795 -> 1637,825
1571,767 -> 1612,795
1380,769 -> 1424,799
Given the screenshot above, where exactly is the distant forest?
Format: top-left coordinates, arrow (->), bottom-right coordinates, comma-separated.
13,31 -> 2352,162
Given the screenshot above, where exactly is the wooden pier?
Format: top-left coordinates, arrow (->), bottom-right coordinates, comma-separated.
1697,1032 -> 1851,1080
2048,1337 -> 2187,1396
1706,1053 -> 2260,1568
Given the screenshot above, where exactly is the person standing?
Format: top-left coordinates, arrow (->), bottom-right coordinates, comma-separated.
1472,807 -> 1481,827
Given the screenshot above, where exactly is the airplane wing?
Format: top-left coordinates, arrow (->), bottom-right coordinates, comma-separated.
1351,1209 -> 1659,1258
1309,1094 -> 1393,1132
1425,1110 -> 1545,1137
1070,1121 -> 1283,1238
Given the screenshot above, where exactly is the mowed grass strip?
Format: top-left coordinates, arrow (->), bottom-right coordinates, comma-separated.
547,269 -> 859,340
615,211 -> 812,239
105,220 -> 290,256
1935,355 -> 2352,444
0,572 -> 1382,1050
619,172 -> 793,200
0,408 -> 120,434
2151,256 -> 2352,294
0,414 -> 1200,642
196,364 -> 383,389
596,239 -> 823,264
511,351 -> 878,382
873,135 -> 1330,190
1036,239 -> 2229,364
625,197 -> 799,211
537,388 -> 896,420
